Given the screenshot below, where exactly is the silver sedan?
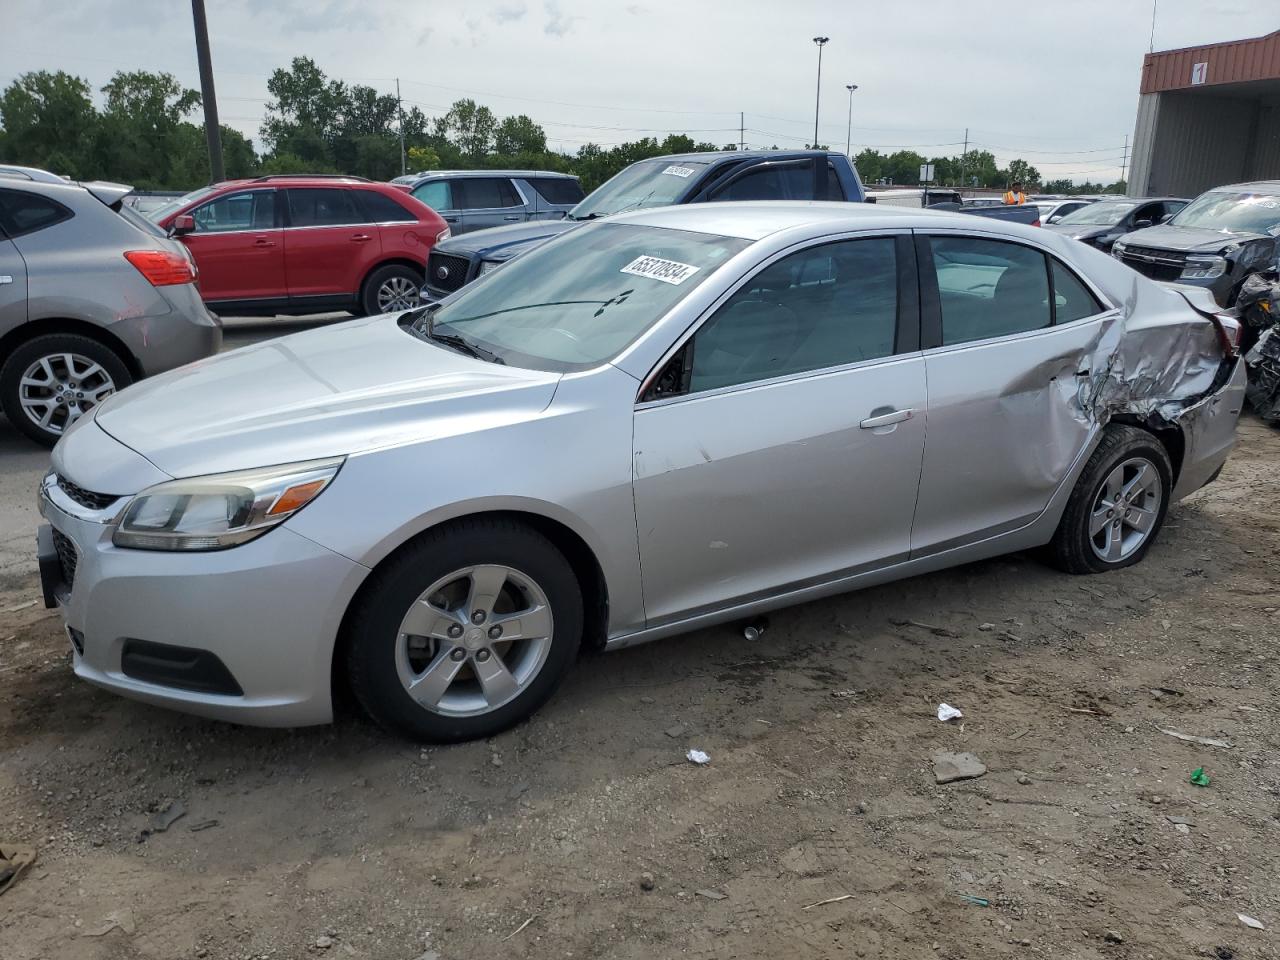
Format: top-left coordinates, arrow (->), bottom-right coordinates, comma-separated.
37,202 -> 1246,741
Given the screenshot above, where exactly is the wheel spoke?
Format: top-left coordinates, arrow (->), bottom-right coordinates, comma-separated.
465,565 -> 509,620
1102,465 -> 1123,503
1126,504 -> 1156,534
401,599 -> 465,640
405,649 -> 466,708
1089,505 -> 1111,537
474,650 -> 519,705
490,603 -> 552,642
1105,522 -> 1124,561
1121,463 -> 1151,500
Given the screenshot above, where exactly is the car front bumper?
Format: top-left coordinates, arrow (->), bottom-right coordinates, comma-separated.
38,478 -> 368,727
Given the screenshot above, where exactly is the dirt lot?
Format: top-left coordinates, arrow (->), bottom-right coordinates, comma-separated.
1,417 -> 1277,960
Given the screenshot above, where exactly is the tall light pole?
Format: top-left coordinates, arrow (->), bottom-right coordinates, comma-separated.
191,0 -> 224,183
844,83 -> 858,157
812,37 -> 829,149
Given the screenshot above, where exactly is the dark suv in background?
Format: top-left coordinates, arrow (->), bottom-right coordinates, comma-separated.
1112,181 -> 1280,305
423,150 -> 865,300
391,170 -> 584,233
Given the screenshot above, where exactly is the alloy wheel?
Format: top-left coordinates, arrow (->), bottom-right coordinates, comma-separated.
1088,456 -> 1163,563
376,276 -> 420,312
18,353 -> 117,437
395,564 -> 554,717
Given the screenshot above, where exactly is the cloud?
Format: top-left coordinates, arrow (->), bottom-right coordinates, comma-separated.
492,2 -> 527,22
544,0 -> 581,37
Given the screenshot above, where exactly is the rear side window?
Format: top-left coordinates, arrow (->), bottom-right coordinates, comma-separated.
456,178 -> 522,210
0,189 -> 73,238
528,177 -> 584,205
286,188 -> 365,227
710,162 -> 816,202
192,190 -> 276,232
1051,260 -> 1105,323
928,236 -> 1050,345
412,180 -> 452,211
358,189 -> 416,223
687,237 -> 899,392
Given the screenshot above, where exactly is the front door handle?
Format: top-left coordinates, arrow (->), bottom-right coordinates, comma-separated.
443,216 -> 458,223
350,234 -> 373,242
859,408 -> 914,430
0,275 -> 12,285
252,237 -> 276,247
503,215 -> 520,221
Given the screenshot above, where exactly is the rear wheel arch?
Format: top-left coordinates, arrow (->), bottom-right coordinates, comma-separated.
1107,415 -> 1184,488
358,257 -> 425,293
0,317 -> 141,379
331,509 -> 610,708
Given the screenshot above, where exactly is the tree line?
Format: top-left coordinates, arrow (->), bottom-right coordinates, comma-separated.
0,58 -> 1122,196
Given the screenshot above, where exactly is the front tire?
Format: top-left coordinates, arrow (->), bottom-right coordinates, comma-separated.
346,519 -> 583,742
1046,425 -> 1173,574
0,334 -> 133,447
360,263 -> 423,317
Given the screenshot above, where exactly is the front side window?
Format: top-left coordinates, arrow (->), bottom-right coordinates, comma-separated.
0,189 -> 73,237
685,237 -> 899,393
710,162 -> 816,203
286,188 -> 364,227
412,180 -> 453,212
456,178 -> 521,210
192,191 -> 275,232
417,222 -> 748,371
529,177 -> 584,205
147,185 -> 218,223
928,236 -> 1050,345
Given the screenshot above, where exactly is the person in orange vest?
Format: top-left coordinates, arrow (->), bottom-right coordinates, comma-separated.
1003,181 -> 1027,205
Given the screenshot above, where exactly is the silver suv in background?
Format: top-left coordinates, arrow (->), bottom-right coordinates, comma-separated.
390,170 -> 583,233
0,166 -> 221,446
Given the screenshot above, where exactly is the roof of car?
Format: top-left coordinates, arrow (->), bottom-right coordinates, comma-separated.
399,169 -> 580,182
607,199 -> 1040,242
1206,180 -> 1280,194
643,149 -> 825,165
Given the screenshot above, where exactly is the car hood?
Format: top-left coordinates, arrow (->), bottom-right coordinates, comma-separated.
1119,223 -> 1270,254
1043,223 -> 1112,241
435,218 -> 581,260
92,314 -> 561,478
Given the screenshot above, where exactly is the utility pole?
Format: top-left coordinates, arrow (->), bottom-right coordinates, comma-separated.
812,37 -> 829,149
396,78 -> 407,176
190,0 -> 224,183
740,111 -> 744,151
959,127 -> 969,191
844,83 -> 858,157
1149,0 -> 1158,53
1120,133 -> 1129,187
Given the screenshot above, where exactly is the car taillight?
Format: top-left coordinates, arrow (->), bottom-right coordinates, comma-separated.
1031,218 -> 1042,227
124,250 -> 197,286
1212,313 -> 1243,358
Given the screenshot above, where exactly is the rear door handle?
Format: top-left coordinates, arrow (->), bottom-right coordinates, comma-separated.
859,408 -> 914,429
350,234 -> 373,242
252,237 -> 275,247
503,215 -> 520,221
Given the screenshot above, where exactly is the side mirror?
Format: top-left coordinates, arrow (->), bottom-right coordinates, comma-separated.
1048,214 -> 1062,224
1159,213 -> 1173,224
171,214 -> 195,236
1133,219 -> 1153,230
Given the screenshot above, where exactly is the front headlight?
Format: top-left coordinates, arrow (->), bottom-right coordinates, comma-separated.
112,458 -> 344,551
1180,255 -> 1228,280
1111,241 -> 1127,260
477,259 -> 502,276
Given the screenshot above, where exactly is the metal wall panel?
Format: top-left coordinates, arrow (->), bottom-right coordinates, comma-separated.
1129,93 -> 1161,197
1247,97 -> 1280,181
1142,30 -> 1280,94
1144,92 -> 1256,196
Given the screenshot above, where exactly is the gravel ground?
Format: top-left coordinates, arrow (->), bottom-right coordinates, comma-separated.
0,391 -> 1276,959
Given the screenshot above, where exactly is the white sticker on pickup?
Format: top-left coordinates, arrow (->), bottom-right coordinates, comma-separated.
620,255 -> 702,285
662,165 -> 697,178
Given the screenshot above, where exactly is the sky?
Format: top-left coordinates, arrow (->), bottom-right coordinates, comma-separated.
2,0 -> 1277,183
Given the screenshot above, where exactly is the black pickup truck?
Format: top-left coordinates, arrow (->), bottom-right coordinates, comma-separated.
423,150 -> 1032,300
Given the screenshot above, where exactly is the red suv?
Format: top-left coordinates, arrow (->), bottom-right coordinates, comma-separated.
151,175 -> 449,317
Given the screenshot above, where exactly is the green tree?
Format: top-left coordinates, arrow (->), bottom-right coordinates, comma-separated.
1002,158 -> 1041,188
261,56 -> 350,168
493,114 -> 547,155
407,145 -> 440,172
0,71 -> 98,178
96,71 -> 202,188
434,99 -> 497,159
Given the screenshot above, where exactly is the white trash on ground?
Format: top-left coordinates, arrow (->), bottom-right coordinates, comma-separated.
686,749 -> 710,765
937,703 -> 964,722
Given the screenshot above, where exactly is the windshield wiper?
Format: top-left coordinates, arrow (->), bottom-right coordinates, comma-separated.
406,304 -> 505,364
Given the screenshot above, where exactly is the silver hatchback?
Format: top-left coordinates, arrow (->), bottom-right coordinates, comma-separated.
38,203 -> 1244,741
0,167 -> 221,445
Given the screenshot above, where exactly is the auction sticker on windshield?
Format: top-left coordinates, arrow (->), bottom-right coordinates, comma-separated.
662,165 -> 697,178
620,255 -> 702,285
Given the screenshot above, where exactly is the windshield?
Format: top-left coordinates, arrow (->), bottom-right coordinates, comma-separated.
1170,191 -> 1280,235
145,185 -> 220,223
1056,201 -> 1136,226
569,159 -> 710,220
415,222 -> 748,371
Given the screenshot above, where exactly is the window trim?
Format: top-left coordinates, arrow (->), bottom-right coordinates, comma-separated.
914,229 -> 1116,352
352,187 -> 418,224
455,176 -> 525,211
636,229 -> 918,406
188,187 -> 280,235
705,158 -> 818,203
0,188 -> 74,238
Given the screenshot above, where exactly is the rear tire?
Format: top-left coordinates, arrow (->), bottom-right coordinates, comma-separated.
346,518 -> 583,742
1045,425 -> 1173,575
360,263 -> 423,317
0,334 -> 133,447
